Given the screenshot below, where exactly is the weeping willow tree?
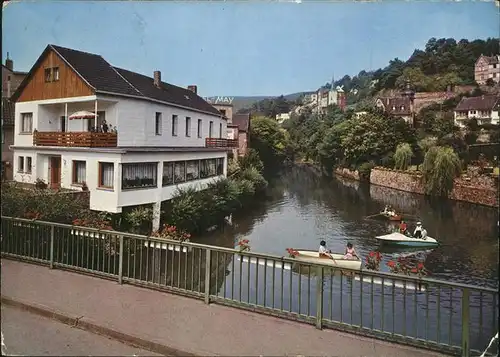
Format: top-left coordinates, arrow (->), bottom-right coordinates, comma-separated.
421,146 -> 462,197
393,143 -> 413,170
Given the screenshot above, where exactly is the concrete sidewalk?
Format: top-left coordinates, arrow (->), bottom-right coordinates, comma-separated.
1,260 -> 447,357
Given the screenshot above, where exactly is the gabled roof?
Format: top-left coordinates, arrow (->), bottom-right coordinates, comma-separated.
376,97 -> 411,115
476,55 -> 500,65
2,98 -> 15,125
11,44 -> 221,117
2,64 -> 28,75
455,95 -> 500,112
232,114 -> 250,132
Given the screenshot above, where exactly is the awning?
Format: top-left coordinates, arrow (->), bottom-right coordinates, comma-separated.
69,111 -> 98,120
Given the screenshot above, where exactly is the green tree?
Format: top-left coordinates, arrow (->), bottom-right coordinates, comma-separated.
422,146 -> 462,197
393,143 -> 413,170
340,112 -> 417,168
250,116 -> 290,169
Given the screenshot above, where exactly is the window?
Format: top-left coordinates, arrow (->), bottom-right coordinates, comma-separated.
185,117 -> 191,137
26,157 -> 32,174
200,158 -> 217,178
172,115 -> 178,136
53,67 -> 59,81
1,130 -> 4,144
209,121 -> 214,138
98,162 -> 114,189
44,68 -> 52,82
219,109 -> 226,116
122,163 -> 158,189
186,160 -> 200,181
155,112 -> 162,135
162,162 -> 174,186
207,158 -> 216,176
72,161 -> 86,184
17,156 -> 24,172
174,161 -> 186,183
219,123 -> 223,138
216,158 -> 224,176
20,113 -> 33,133
197,119 -> 202,138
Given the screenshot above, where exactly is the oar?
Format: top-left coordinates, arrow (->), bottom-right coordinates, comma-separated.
365,213 -> 382,219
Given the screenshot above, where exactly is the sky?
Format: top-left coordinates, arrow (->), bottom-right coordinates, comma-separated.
2,1 -> 499,97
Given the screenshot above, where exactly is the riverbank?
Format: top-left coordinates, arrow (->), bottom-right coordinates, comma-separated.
328,164 -> 498,208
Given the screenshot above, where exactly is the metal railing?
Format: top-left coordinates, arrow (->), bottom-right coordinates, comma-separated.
0,216 -> 497,357
205,138 -> 239,148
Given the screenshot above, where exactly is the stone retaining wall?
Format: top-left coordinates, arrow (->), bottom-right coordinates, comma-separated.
370,167 -> 498,207
334,168 -> 360,181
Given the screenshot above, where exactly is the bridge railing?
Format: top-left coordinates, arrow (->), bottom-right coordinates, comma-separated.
1,216 -> 497,357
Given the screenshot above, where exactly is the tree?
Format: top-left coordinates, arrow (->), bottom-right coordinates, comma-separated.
340,113 -> 417,168
316,121 -> 348,173
421,146 -> 462,197
250,116 -> 291,169
393,143 -> 413,170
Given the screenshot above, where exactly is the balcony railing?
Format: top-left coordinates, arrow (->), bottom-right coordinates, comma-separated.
33,132 -> 117,148
205,138 -> 239,148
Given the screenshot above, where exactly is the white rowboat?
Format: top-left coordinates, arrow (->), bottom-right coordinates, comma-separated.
375,232 -> 439,247
293,250 -> 362,270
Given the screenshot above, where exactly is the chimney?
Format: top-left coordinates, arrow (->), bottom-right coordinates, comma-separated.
153,70 -> 161,88
187,85 -> 197,94
5,52 -> 13,71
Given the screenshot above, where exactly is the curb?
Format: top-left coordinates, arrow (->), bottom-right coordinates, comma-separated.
1,296 -> 198,357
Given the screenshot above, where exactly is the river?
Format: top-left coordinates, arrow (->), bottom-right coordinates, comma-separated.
196,165 -> 499,289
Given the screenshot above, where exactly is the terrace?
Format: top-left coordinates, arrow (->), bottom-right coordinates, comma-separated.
33,131 -> 117,148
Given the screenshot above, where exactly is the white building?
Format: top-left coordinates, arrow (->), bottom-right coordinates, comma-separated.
275,113 -> 290,124
454,95 -> 500,128
11,44 -> 231,229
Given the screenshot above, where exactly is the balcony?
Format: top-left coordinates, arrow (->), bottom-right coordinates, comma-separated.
205,138 -> 239,148
33,131 -> 117,148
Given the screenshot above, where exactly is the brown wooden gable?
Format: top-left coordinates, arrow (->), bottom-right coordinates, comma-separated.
16,47 -> 94,102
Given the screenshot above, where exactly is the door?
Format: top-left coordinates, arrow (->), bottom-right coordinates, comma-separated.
50,157 -> 61,189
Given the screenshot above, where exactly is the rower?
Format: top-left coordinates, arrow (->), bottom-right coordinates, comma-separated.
319,240 -> 332,258
413,222 -> 424,239
399,220 -> 408,234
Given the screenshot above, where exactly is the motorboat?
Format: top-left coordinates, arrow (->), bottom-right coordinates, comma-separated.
375,232 -> 439,247
291,249 -> 362,270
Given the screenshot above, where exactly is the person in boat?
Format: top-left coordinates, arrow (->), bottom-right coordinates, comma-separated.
399,220 -> 408,234
344,242 -> 358,260
319,240 -> 332,258
382,205 -> 389,214
413,222 -> 424,239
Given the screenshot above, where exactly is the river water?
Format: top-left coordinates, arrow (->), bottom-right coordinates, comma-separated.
196,165 -> 499,289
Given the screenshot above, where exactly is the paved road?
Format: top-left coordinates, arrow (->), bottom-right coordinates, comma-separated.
1,305 -> 160,356
2,260 -> 447,357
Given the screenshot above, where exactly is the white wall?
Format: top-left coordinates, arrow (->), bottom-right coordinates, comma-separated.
13,147 -> 227,214
102,95 -> 227,147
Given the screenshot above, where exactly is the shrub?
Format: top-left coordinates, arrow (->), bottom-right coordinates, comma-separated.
357,161 -> 375,181
238,148 -> 264,173
34,178 -> 48,190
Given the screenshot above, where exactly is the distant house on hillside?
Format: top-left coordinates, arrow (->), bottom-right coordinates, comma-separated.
375,97 -> 413,124
475,55 -> 500,85
275,113 -> 290,124
453,94 -> 500,128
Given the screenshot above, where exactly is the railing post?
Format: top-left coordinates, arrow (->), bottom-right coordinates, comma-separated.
204,249 -> 211,304
461,288 -> 470,357
316,265 -> 324,330
118,235 -> 124,284
49,225 -> 55,269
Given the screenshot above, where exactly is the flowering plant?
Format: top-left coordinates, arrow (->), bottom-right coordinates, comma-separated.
286,248 -> 299,258
365,251 -> 382,270
386,257 -> 430,278
72,218 -> 113,231
237,239 -> 250,252
25,210 -> 43,220
151,224 -> 191,242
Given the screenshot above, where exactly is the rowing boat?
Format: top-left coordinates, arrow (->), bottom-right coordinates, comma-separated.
379,211 -> 402,221
375,232 -> 439,247
292,249 -> 362,270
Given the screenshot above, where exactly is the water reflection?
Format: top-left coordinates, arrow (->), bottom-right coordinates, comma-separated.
196,166 -> 499,289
